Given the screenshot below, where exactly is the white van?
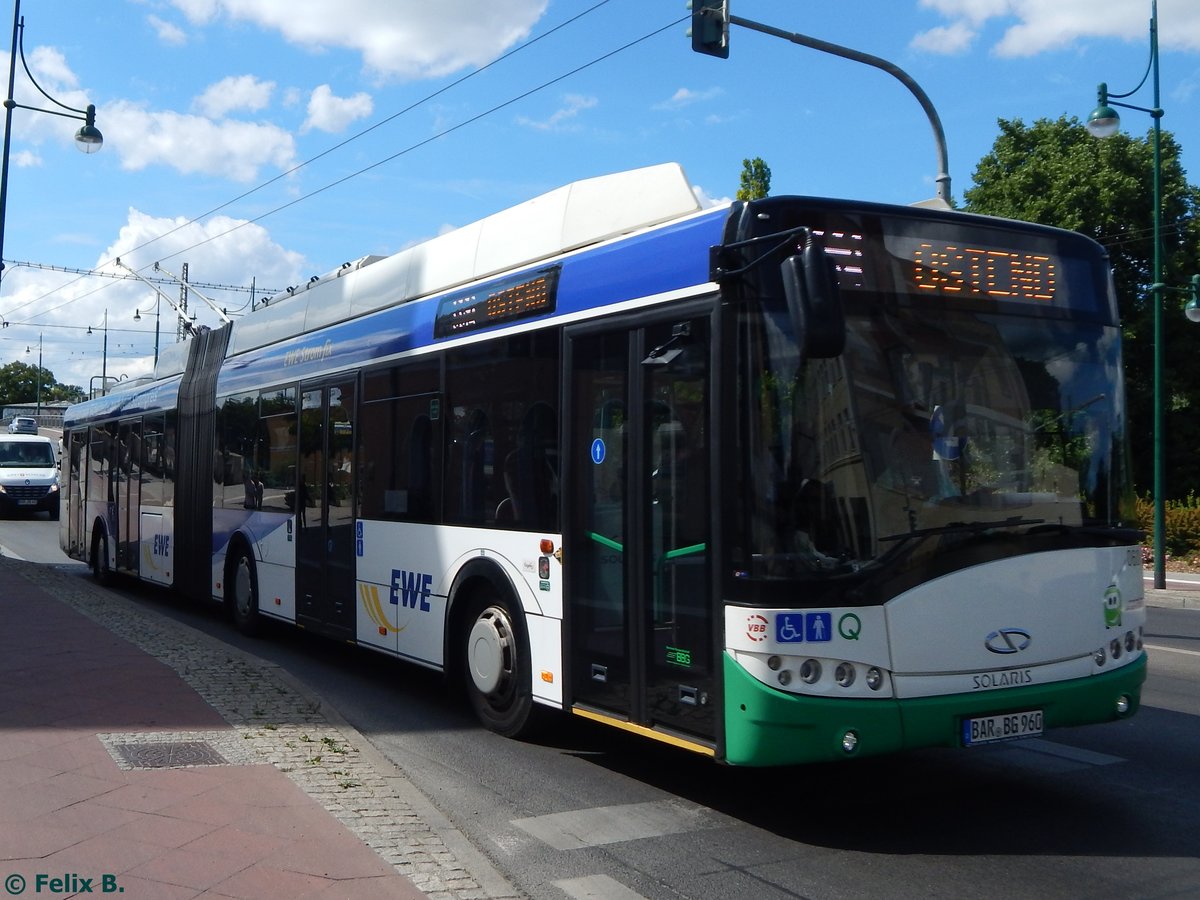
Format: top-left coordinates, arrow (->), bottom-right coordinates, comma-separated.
0,434 -> 60,519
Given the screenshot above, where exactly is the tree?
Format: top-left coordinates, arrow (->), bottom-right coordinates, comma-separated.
964,116 -> 1200,499
737,157 -> 771,201
0,360 -> 82,409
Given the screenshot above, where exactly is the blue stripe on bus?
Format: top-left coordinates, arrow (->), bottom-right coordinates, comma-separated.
65,205 -> 729,420
212,207 -> 728,395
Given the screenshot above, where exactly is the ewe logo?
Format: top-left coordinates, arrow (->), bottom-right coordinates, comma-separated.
391,569 -> 433,611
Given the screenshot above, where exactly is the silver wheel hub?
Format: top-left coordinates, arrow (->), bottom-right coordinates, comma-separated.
235,559 -> 253,615
468,607 -> 513,695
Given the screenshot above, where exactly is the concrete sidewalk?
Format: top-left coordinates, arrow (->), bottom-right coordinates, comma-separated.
0,557 -> 517,900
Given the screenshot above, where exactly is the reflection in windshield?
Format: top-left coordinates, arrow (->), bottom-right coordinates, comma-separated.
732,304 -> 1133,581
0,441 -> 56,468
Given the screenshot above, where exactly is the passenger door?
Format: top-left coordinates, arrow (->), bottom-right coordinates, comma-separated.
565,311 -> 716,741
296,378 -> 357,638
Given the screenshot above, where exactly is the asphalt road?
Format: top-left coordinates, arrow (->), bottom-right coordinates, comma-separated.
5,516 -> 1200,900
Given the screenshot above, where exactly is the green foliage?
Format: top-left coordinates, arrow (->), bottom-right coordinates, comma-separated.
965,116 -> 1200,501
1136,493 -> 1200,560
737,157 -> 771,201
0,360 -> 82,408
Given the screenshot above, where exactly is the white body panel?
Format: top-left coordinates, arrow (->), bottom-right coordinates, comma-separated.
138,509 -> 173,585
726,546 -> 1145,701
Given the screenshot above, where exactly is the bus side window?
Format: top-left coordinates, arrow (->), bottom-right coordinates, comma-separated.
460,409 -> 491,525
407,414 -> 433,520
501,401 -> 558,531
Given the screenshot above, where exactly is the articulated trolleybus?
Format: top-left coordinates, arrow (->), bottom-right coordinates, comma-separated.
62,163 -> 1145,766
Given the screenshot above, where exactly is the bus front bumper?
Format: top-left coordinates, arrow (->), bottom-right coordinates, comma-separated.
720,651 -> 1147,767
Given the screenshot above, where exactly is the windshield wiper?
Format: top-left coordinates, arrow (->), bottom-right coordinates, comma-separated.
879,516 -> 1045,544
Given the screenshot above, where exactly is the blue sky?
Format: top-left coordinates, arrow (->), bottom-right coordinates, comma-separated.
1,0 -> 1198,392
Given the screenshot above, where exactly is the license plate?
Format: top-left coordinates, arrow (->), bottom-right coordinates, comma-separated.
962,709 -> 1043,746
17,499 -> 36,506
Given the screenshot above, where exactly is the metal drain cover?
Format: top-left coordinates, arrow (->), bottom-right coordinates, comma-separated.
113,740 -> 230,769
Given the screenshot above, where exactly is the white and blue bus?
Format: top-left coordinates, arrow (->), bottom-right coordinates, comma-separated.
61,163 -> 1146,765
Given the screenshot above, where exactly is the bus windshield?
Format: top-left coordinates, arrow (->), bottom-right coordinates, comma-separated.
729,207 -> 1134,591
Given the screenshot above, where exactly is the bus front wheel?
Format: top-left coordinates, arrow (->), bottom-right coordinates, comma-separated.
462,593 -> 538,738
227,545 -> 262,637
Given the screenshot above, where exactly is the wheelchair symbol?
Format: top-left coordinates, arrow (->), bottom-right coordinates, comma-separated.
776,615 -> 804,643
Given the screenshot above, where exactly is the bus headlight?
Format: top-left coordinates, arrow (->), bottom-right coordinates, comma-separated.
799,659 -> 821,684
834,662 -> 856,688
1093,647 -> 1107,666
1109,638 -> 1122,660
865,666 -> 884,691
840,730 -> 859,754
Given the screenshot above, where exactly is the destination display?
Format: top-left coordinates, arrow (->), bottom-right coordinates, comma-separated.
819,226 -> 1067,305
905,238 -> 1057,302
434,266 -> 560,337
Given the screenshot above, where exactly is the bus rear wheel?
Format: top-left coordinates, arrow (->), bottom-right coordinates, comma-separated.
90,529 -> 111,585
227,545 -> 262,637
462,593 -> 538,738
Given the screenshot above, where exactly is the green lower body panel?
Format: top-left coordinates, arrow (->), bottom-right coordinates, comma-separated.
721,652 -> 1147,767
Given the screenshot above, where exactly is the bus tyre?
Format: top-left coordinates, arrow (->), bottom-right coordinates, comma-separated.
90,529 -> 111,585
228,545 -> 262,637
462,593 -> 539,738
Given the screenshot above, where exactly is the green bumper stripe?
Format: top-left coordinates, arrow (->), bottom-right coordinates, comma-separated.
722,652 -> 1147,767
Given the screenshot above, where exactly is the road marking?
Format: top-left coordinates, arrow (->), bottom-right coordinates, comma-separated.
1016,738 -> 1124,767
512,800 -> 711,851
554,875 -> 648,900
1145,643 -> 1200,658
978,738 -> 1126,775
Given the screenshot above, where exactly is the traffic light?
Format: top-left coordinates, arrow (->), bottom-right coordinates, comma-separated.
688,0 -> 729,59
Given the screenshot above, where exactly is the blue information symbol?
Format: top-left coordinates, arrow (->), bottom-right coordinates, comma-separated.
590,438 -> 606,464
774,612 -> 833,643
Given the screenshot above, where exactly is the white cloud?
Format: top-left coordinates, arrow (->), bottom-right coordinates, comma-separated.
14,208 -> 306,389
194,75 -> 276,119
148,14 -> 188,46
654,87 -> 723,110
516,94 -> 598,132
302,85 -> 374,134
166,0 -> 550,81
12,150 -> 41,169
909,22 -> 977,55
916,0 -> 1200,58
104,102 -> 297,182
692,185 -> 730,209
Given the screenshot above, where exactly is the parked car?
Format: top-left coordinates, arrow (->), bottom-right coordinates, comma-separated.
7,416 -> 37,434
0,434 -> 59,518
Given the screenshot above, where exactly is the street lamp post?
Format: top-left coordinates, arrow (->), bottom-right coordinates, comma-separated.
24,330 -> 39,421
0,0 -> 102,286
1086,0 -> 1177,589
134,295 -> 161,368
87,309 -> 107,395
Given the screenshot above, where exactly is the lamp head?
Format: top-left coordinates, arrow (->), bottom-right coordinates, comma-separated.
1187,275 -> 1200,324
1086,84 -> 1120,138
74,104 -> 103,154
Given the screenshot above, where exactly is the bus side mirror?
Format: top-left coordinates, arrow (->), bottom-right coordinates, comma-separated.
782,235 -> 844,359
